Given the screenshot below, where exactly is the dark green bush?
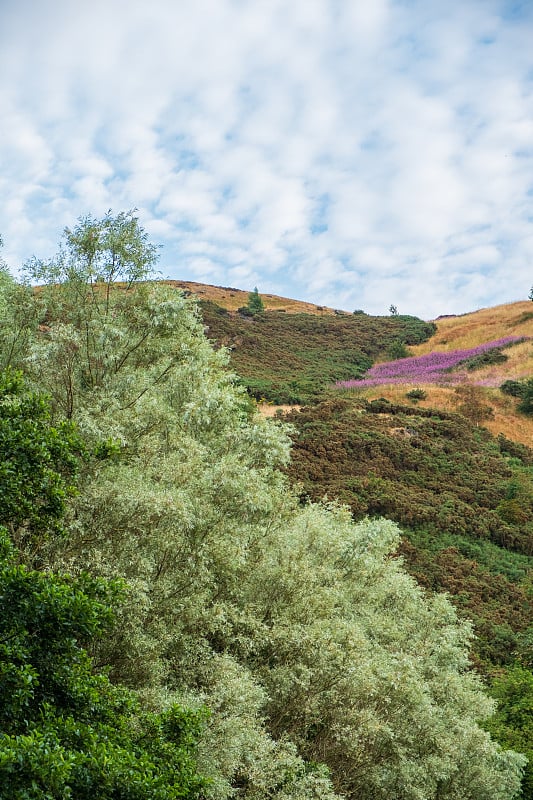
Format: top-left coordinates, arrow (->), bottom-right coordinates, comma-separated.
406,388 -> 427,401
501,380 -> 528,398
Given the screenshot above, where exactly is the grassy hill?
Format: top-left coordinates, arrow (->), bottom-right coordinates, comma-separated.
199,299 -> 436,403
347,301 -> 533,446
175,283 -> 532,679
284,397 -> 532,673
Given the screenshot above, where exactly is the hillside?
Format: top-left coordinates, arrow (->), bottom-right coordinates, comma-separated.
351,301 -> 533,446
284,397 -> 532,673
199,299 -> 436,403
186,284 -> 533,679
182,283 -> 533,444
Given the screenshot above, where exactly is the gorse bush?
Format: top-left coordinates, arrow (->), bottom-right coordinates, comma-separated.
500,379 -> 533,415
406,387 -> 427,401
0,212 -> 527,800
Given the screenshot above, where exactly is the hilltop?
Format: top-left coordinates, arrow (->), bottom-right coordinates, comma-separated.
162,279 -> 341,314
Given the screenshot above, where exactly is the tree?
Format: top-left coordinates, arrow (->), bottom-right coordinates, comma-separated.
0,372 -> 207,800
528,286 -> 533,301
5,213 -> 526,800
24,209 -> 159,288
389,304 -> 399,315
247,286 -> 265,314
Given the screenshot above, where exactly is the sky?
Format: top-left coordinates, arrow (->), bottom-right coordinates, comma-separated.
1,0 -> 532,319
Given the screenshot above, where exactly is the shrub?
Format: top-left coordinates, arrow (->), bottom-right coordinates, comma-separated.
388,338 -> 409,359
406,388 -> 427,401
501,380 -> 528,398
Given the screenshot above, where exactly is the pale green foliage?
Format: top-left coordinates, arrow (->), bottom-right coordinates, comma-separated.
0,261 -> 38,371
8,215 -> 526,800
24,209 -> 159,287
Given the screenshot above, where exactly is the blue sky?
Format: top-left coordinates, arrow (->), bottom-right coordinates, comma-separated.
1,0 -> 532,318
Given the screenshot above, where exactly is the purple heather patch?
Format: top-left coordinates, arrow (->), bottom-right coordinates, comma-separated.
336,336 -> 528,389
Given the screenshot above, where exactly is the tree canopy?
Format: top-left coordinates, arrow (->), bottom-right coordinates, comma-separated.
0,371 -> 207,800
0,212 -> 527,800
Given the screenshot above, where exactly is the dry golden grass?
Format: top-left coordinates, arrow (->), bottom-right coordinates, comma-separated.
343,382 -> 533,447
162,280 -> 337,314
412,300 -> 533,355
257,403 -> 301,417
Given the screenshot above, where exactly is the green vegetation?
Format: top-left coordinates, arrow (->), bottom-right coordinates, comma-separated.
0,372 -> 207,800
244,286 -> 265,315
201,300 -> 436,403
406,387 -> 427,401
0,212 -> 526,800
501,379 -> 533,415
285,398 -> 533,662
462,347 -> 509,370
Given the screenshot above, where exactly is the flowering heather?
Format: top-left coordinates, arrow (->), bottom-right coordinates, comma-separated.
337,336 -> 528,389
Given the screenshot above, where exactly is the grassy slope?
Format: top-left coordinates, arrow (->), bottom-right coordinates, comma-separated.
284,397 -> 532,672
177,283 -> 532,676
356,301 -> 533,446
199,301 -> 436,403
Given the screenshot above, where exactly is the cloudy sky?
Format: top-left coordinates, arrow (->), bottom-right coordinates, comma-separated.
1,0 -> 532,318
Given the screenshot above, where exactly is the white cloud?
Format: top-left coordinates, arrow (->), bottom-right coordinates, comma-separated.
0,0 -> 532,318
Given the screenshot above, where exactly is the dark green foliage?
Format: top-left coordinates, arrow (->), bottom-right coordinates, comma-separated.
246,286 -> 265,315
500,379 -> 533,415
501,380 -> 529,398
484,666 -> 533,799
0,369 -> 82,539
461,347 -> 509,371
406,388 -> 427,401
388,338 -> 409,359
518,380 -> 533,415
0,530 -> 207,800
201,301 -> 436,403
284,397 -> 533,669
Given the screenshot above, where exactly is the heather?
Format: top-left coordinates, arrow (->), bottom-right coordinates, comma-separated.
200,301 -> 436,403
337,336 -> 527,389
285,396 -> 533,669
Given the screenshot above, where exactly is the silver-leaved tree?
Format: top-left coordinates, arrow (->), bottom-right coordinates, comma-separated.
0,212 -> 526,800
